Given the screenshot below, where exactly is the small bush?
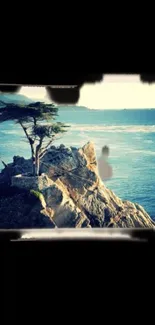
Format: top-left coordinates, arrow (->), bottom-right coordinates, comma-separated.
30,189 -> 43,201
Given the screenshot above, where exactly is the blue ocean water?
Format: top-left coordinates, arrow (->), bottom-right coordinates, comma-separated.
0,108 -> 155,219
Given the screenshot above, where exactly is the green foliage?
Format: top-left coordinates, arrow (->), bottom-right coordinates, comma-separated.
0,100 -> 70,176
0,101 -> 58,123
30,189 -> 43,200
31,122 -> 69,139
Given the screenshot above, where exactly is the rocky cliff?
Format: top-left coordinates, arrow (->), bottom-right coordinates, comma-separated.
0,142 -> 154,228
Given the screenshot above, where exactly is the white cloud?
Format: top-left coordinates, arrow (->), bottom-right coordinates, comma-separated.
19,86 -> 46,99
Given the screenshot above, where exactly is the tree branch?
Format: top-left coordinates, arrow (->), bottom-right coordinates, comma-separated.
36,136 -> 44,154
39,140 -> 54,159
39,133 -> 64,159
33,117 -> 37,126
0,156 -> 8,168
19,121 -> 35,156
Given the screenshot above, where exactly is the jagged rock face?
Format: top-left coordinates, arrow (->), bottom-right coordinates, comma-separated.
0,142 -> 154,228
42,179 -> 90,228
0,156 -> 32,185
40,142 -> 155,228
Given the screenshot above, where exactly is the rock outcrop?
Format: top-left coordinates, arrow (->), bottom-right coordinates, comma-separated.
0,189 -> 56,228
0,142 -> 154,228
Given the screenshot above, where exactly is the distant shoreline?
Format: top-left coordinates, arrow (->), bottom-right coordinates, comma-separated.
59,106 -> 155,111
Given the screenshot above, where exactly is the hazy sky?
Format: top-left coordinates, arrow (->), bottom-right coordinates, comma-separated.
19,75 -> 155,109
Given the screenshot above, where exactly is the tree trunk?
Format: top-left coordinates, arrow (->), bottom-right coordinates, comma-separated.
35,137 -> 43,176
19,122 -> 36,176
35,153 -> 40,176
32,153 -> 36,176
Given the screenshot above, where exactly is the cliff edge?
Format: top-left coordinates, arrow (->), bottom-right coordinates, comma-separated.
0,142 -> 154,228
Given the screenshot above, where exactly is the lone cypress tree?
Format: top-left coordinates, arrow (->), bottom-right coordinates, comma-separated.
0,101 -> 69,176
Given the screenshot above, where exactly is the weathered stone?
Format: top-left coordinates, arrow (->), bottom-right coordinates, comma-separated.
77,191 -> 106,224
65,148 -> 72,153
28,197 -> 56,228
82,142 -> 97,165
11,173 -> 54,191
60,167 -> 97,190
0,156 -> 32,185
104,207 -> 113,223
41,151 -> 78,174
42,179 -> 90,228
50,145 -> 56,150
59,144 -> 66,150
